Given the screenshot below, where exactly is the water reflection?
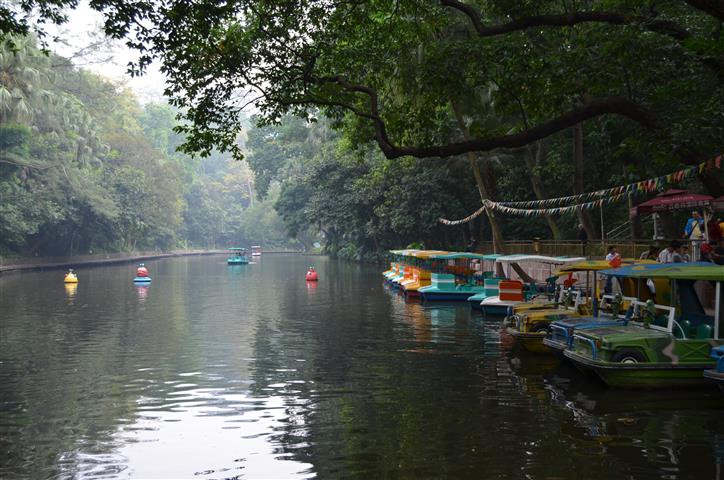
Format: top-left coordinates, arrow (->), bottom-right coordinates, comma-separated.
135,284 -> 149,303
64,282 -> 78,301
59,383 -> 314,479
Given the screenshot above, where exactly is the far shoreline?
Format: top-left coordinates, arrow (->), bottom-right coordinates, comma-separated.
0,249 -> 305,276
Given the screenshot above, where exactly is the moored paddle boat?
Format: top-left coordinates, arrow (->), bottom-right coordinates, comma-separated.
400,250 -> 448,297
543,293 -> 640,357
467,275 -> 506,310
418,252 -> 489,301
481,255 -> 585,316
544,262 -> 673,358
505,288 -> 596,353
503,259 -> 658,353
564,263 -> 724,388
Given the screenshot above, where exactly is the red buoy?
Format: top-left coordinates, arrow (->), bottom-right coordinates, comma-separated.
305,267 -> 318,281
136,264 -> 149,277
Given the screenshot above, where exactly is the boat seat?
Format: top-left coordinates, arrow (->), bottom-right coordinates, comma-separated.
696,324 -> 713,339
652,315 -> 669,328
682,312 -> 715,328
674,320 -> 691,339
499,280 -> 524,302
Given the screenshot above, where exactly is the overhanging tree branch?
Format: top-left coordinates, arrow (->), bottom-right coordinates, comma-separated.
306,76 -> 659,159
376,97 -> 659,159
683,0 -> 724,20
440,0 -> 692,41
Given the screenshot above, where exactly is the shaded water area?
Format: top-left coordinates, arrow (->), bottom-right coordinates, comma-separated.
1,255 -> 723,479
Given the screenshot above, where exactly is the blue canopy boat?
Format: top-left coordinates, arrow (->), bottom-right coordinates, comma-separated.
227,247 -> 250,265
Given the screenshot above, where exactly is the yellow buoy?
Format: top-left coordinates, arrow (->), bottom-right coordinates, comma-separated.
64,269 -> 78,284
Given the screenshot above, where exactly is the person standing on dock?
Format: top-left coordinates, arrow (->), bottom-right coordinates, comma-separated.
466,237 -> 477,253
684,211 -> 704,261
657,240 -> 680,263
577,224 -> 588,257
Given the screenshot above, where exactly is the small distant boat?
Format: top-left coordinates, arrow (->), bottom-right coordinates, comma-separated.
251,245 -> 262,257
64,269 -> 78,284
227,248 -> 250,265
133,263 -> 152,283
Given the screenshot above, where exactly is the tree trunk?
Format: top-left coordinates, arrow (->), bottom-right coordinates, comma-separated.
573,125 -> 597,239
451,101 -> 507,254
629,195 -> 643,239
525,141 -> 561,239
246,180 -> 254,207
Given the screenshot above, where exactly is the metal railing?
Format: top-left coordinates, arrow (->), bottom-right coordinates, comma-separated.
474,239 -> 699,260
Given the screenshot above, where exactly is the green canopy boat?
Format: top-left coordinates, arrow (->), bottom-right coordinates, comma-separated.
564,263 -> 723,388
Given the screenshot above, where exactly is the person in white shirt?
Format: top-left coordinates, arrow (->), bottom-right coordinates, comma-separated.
605,246 -> 619,262
657,240 -> 681,263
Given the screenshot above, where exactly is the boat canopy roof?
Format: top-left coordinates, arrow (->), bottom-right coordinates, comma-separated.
388,249 -> 450,259
644,263 -> 724,282
228,247 -> 247,251
410,250 -> 448,258
494,254 -> 585,265
597,262 -> 714,278
557,258 -> 655,273
429,252 -> 493,260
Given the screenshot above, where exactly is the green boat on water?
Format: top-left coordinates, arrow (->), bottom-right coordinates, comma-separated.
564,263 -> 723,388
227,247 -> 250,265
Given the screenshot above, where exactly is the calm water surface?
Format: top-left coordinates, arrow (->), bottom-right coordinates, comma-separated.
1,255 -> 722,479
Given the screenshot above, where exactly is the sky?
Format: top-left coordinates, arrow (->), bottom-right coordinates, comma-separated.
47,1 -> 167,104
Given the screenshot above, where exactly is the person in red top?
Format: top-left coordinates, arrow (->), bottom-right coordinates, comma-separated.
702,239 -> 724,265
707,216 -> 722,242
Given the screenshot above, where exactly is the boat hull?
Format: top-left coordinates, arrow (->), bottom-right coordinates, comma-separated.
421,291 -> 475,301
467,294 -> 487,310
133,276 -> 152,283
481,303 -> 516,316
227,259 -> 249,265
564,350 -> 716,388
542,337 -> 567,357
703,370 -> 724,391
506,328 -> 551,354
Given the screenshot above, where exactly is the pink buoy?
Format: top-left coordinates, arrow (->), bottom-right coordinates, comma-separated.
305,267 -> 318,282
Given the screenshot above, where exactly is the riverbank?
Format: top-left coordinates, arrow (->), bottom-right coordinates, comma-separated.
0,249 -> 311,275
0,250 -> 227,275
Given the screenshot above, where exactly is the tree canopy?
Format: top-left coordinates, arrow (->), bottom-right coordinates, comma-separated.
6,0 -> 720,169
2,1 -> 723,257
0,35 -> 295,256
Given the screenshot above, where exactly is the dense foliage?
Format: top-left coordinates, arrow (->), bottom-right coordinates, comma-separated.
2,2 -> 723,258
0,36 -> 294,256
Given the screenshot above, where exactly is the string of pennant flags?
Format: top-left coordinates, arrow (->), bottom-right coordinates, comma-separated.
439,156 -> 721,225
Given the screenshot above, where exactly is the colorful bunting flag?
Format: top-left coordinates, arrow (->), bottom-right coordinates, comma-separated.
439,157 -> 721,224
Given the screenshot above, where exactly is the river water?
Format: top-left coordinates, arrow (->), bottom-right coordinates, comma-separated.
0,255 -> 722,479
